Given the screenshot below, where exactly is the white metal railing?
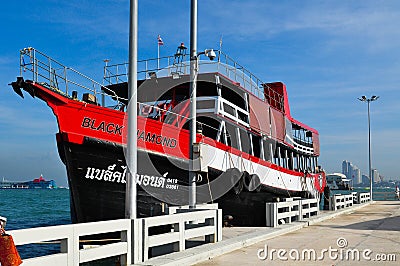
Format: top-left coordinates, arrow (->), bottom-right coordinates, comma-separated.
196,96 -> 250,127
299,198 -> 319,219
266,198 -> 319,227
358,192 -> 371,203
329,194 -> 354,211
103,50 -> 283,106
5,209 -> 222,265
293,140 -> 314,155
9,219 -> 131,266
351,192 -> 358,203
18,47 -> 286,119
19,47 -> 127,109
139,209 -> 222,261
266,199 -> 300,227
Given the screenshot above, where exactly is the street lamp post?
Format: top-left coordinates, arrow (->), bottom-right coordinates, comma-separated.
358,95 -> 379,201
189,0 -> 216,208
189,0 -> 198,209
125,0 -> 138,219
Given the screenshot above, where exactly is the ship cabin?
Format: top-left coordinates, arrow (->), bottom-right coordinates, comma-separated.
103,47 -> 320,175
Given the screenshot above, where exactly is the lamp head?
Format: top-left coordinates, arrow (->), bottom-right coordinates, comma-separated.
371,95 -> 380,101
358,95 -> 367,102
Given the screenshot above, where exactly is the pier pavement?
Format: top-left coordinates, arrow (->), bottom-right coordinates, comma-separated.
138,201 -> 400,265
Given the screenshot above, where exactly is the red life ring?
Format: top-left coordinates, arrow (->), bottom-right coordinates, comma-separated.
313,171 -> 326,193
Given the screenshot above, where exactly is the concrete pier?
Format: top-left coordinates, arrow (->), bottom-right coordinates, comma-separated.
195,201 -> 399,265
141,201 -> 399,265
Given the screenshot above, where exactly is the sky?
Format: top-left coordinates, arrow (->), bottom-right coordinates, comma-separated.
1,0 -> 399,187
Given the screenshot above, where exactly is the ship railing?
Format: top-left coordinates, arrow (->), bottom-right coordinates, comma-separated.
103,50 -> 283,107
19,47 -> 128,109
292,136 -> 313,148
217,96 -> 250,127
286,136 -> 314,155
138,101 -> 222,138
216,51 -> 265,100
138,96 -> 249,130
19,47 -> 282,114
195,96 -> 250,127
293,141 -> 314,155
103,55 -> 188,84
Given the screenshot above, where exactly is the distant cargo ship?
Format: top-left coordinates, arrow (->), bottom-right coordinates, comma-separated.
0,175 -> 57,189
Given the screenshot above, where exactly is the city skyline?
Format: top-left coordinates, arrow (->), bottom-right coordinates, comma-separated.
341,159 -> 390,184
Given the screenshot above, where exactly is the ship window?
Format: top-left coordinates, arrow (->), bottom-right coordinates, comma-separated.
197,116 -> 220,140
197,81 -> 218,96
239,129 -> 251,154
197,100 -> 216,110
281,148 -> 287,168
251,134 -> 261,158
310,156 -> 315,173
238,110 -> 248,123
225,123 -> 239,149
274,147 -> 280,166
293,153 -> 298,170
221,87 -> 246,110
288,151 -> 294,170
223,102 -> 235,116
263,139 -> 272,162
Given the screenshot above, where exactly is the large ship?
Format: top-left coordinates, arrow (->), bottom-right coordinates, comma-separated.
9,45 -> 325,225
0,175 -> 56,189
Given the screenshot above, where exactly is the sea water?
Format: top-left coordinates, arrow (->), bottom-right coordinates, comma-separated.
332,187 -> 399,200
0,189 -> 70,259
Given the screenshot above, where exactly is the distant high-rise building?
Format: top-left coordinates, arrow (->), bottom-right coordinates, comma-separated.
342,160 -> 349,177
372,169 -> 380,183
342,160 -> 362,184
362,174 -> 369,184
342,160 -> 353,180
354,168 -> 361,184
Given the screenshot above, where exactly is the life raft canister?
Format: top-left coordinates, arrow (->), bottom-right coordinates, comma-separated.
0,232 -> 22,266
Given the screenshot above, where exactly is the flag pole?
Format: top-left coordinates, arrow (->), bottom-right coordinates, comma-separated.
157,39 -> 160,69
157,35 -> 163,69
